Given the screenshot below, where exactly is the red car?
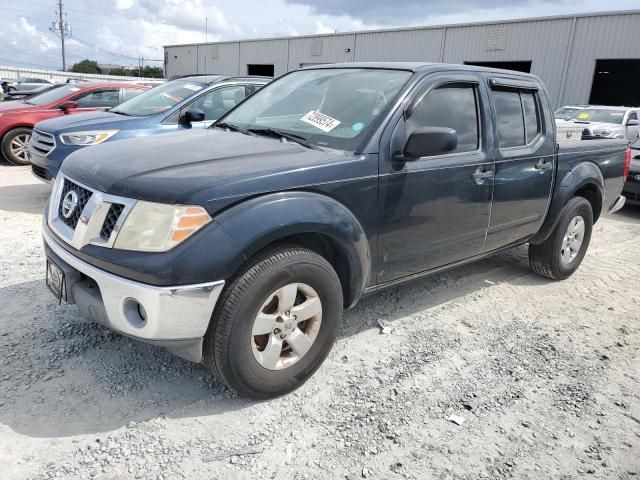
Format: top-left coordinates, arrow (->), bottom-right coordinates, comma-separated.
0,82 -> 149,165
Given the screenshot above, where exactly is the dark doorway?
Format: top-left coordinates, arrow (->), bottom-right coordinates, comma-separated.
247,64 -> 275,77
589,59 -> 640,106
464,61 -> 532,73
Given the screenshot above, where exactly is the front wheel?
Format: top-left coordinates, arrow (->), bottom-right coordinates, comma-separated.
529,196 -> 593,280
1,127 -> 32,165
203,246 -> 343,399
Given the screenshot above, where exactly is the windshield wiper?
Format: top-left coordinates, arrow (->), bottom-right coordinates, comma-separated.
214,122 -> 250,135
110,110 -> 131,116
247,127 -> 323,151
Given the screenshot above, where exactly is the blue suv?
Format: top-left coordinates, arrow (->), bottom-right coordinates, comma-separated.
30,75 -> 270,181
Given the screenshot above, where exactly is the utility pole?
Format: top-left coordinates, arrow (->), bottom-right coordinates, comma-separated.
58,0 -> 66,71
50,0 -> 70,71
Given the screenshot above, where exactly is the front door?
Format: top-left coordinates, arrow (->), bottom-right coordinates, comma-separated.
482,77 -> 555,251
377,73 -> 495,284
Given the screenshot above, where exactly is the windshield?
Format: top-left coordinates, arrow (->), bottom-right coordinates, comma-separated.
572,109 -> 625,124
219,68 -> 413,151
111,79 -> 205,116
26,85 -> 82,106
555,106 -> 582,120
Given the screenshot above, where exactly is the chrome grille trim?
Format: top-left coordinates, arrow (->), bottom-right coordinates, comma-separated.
48,174 -> 137,250
29,129 -> 56,157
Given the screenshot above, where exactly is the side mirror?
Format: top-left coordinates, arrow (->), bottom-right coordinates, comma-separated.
180,109 -> 205,125
626,119 -> 639,127
58,100 -> 78,112
397,127 -> 458,160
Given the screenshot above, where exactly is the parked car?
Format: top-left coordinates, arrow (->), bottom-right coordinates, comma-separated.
0,82 -> 149,165
622,137 -> 640,206
566,106 -> 640,141
4,83 -> 66,102
42,63 -> 629,399
6,77 -> 54,94
554,104 -> 588,122
30,75 -> 269,181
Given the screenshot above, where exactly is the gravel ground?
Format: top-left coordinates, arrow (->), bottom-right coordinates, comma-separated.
0,164 -> 639,480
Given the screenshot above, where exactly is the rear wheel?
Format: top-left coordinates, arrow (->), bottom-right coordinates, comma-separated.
203,245 -> 343,399
1,127 -> 32,165
529,196 -> 593,280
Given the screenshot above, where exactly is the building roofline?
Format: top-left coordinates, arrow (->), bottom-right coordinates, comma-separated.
163,9 -> 640,48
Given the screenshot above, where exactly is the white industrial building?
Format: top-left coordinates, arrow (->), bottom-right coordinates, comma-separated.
164,10 -> 640,108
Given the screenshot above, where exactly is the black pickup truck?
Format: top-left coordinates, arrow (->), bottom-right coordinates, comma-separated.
42,63 -> 630,399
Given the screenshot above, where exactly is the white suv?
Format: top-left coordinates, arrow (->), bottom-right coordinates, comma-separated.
567,106 -> 640,142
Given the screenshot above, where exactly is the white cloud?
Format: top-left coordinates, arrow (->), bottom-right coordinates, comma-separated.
1,0 -> 638,71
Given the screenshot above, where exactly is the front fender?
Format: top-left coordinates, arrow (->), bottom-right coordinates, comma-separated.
214,191 -> 371,307
529,161 -> 604,244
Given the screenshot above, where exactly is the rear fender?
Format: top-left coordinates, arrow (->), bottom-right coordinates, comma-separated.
529,161 -> 604,244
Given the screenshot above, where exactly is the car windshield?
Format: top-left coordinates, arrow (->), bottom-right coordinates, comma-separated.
218,68 -> 413,151
555,106 -> 582,120
26,85 -> 84,106
572,109 -> 626,124
111,80 -> 205,116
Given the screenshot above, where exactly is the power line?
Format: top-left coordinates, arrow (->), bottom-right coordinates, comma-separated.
69,35 -> 163,62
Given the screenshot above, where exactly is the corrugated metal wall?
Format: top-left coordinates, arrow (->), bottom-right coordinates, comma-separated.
563,12 -> 640,105
164,11 -> 640,107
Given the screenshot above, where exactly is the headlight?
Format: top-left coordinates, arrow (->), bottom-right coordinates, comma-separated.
59,130 -> 119,146
114,201 -> 212,252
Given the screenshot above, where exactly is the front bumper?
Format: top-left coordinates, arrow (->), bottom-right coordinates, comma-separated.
44,228 -> 225,362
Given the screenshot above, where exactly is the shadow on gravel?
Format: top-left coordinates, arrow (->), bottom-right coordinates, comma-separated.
0,245 -> 546,439
0,280 -> 245,439
0,182 -> 51,215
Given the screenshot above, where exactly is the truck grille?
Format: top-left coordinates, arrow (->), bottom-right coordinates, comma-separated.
29,129 -> 56,156
100,203 -> 125,241
58,178 -> 93,229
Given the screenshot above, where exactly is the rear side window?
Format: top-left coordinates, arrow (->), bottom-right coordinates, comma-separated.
408,84 -> 480,154
73,89 -> 120,108
122,88 -> 145,102
493,89 -> 541,148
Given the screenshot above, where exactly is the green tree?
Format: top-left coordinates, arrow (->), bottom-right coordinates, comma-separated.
70,59 -> 100,74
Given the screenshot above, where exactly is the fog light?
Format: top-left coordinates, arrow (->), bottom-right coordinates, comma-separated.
123,298 -> 147,328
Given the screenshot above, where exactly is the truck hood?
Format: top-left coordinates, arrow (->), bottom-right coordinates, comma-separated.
36,111 -> 146,133
61,128 -> 356,207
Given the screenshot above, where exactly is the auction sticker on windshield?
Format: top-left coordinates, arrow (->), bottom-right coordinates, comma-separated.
301,111 -> 341,133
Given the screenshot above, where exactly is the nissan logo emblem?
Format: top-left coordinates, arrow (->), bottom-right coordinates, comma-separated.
62,190 -> 79,219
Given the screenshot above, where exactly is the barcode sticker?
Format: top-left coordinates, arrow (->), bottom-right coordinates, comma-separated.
300,111 -> 341,132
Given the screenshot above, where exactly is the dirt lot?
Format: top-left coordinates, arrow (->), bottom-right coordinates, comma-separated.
0,164 -> 639,480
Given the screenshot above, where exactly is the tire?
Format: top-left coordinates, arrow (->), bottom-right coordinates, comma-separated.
1,127 -> 32,165
529,196 -> 593,280
203,245 -> 343,399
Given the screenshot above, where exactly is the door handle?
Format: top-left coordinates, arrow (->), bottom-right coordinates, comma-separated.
472,167 -> 494,184
535,158 -> 553,171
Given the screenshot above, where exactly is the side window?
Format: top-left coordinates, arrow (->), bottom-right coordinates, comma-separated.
408,84 -> 479,154
73,89 -> 120,108
493,89 -> 541,148
122,88 -> 145,102
186,86 -> 247,121
628,112 -> 638,122
246,84 -> 263,96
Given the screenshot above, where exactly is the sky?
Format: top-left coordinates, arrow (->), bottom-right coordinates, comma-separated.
0,0 -> 638,71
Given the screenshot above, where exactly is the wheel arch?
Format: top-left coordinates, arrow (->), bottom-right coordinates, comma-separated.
214,191 -> 372,308
530,161 -> 604,244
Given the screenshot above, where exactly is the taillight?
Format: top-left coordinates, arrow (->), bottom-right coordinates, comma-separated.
624,147 -> 631,182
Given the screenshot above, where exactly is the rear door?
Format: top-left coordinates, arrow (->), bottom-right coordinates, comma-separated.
377,72 -> 495,283
482,76 -> 555,251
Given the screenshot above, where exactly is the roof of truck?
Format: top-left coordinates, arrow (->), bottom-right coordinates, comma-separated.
300,62 -> 539,78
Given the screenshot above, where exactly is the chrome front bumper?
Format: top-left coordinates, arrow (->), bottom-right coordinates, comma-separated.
44,228 -> 225,362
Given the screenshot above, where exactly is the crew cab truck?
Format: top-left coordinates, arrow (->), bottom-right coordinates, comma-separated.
42,63 -> 630,399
